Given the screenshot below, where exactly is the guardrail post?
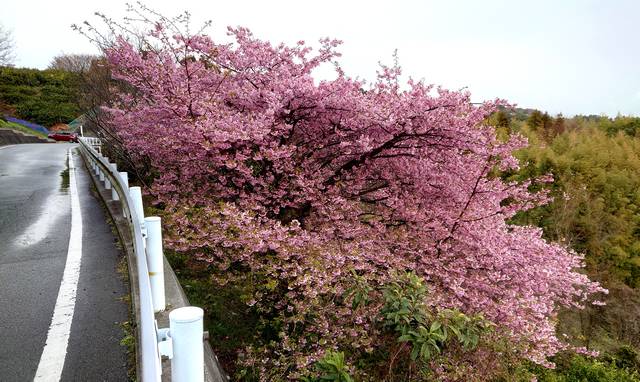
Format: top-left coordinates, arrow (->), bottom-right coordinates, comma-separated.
170,307 -> 204,382
129,186 -> 146,238
99,157 -> 106,182
103,157 -> 110,187
110,162 -> 119,200
119,171 -> 129,217
144,216 -> 165,312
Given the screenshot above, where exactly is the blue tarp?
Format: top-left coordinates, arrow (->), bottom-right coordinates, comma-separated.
3,116 -> 50,134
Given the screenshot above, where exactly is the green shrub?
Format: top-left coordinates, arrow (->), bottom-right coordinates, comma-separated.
531,354 -> 640,382
0,67 -> 80,126
381,272 -> 490,363
302,352 -> 353,382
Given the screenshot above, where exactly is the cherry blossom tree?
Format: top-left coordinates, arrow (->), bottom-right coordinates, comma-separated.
88,6 -> 605,380
0,23 -> 15,67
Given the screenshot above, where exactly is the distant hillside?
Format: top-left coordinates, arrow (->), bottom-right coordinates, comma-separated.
502,106 -> 607,122
0,117 -> 47,140
0,67 -> 80,127
3,116 -> 49,134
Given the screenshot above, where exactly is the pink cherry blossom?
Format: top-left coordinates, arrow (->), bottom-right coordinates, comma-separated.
96,11 -> 605,378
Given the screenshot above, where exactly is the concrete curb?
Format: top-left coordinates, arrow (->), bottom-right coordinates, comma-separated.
78,149 -> 228,382
0,128 -> 50,145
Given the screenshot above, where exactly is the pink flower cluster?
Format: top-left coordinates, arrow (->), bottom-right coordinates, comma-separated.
103,21 -> 605,377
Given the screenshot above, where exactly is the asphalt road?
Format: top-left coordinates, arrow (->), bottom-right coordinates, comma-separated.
0,143 -> 129,381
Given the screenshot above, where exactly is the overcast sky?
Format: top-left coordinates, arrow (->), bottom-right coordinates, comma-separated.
2,0 -> 639,116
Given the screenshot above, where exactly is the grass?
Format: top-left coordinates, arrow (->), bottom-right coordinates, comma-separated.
119,320 -> 137,382
165,249 -> 260,378
0,118 -> 49,139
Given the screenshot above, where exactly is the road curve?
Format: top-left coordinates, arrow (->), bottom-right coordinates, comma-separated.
0,143 -> 129,381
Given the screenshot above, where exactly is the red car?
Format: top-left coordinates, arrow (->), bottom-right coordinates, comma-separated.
48,132 -> 79,143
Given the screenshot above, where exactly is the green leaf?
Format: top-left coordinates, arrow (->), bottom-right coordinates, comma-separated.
420,343 -> 431,360
410,346 -> 420,360
398,334 -> 413,342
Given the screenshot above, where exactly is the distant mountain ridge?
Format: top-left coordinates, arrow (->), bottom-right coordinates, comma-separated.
501,106 -> 606,122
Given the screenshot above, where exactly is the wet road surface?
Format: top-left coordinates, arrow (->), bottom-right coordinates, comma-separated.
0,143 -> 129,381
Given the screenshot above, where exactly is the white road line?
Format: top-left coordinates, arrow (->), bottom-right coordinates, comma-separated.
34,149 -> 83,382
0,144 -> 15,150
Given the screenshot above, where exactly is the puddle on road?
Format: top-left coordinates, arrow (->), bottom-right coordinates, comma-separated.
60,168 -> 69,193
13,161 -> 71,248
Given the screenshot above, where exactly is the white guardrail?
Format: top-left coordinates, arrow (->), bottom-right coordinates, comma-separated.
78,137 -> 204,382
